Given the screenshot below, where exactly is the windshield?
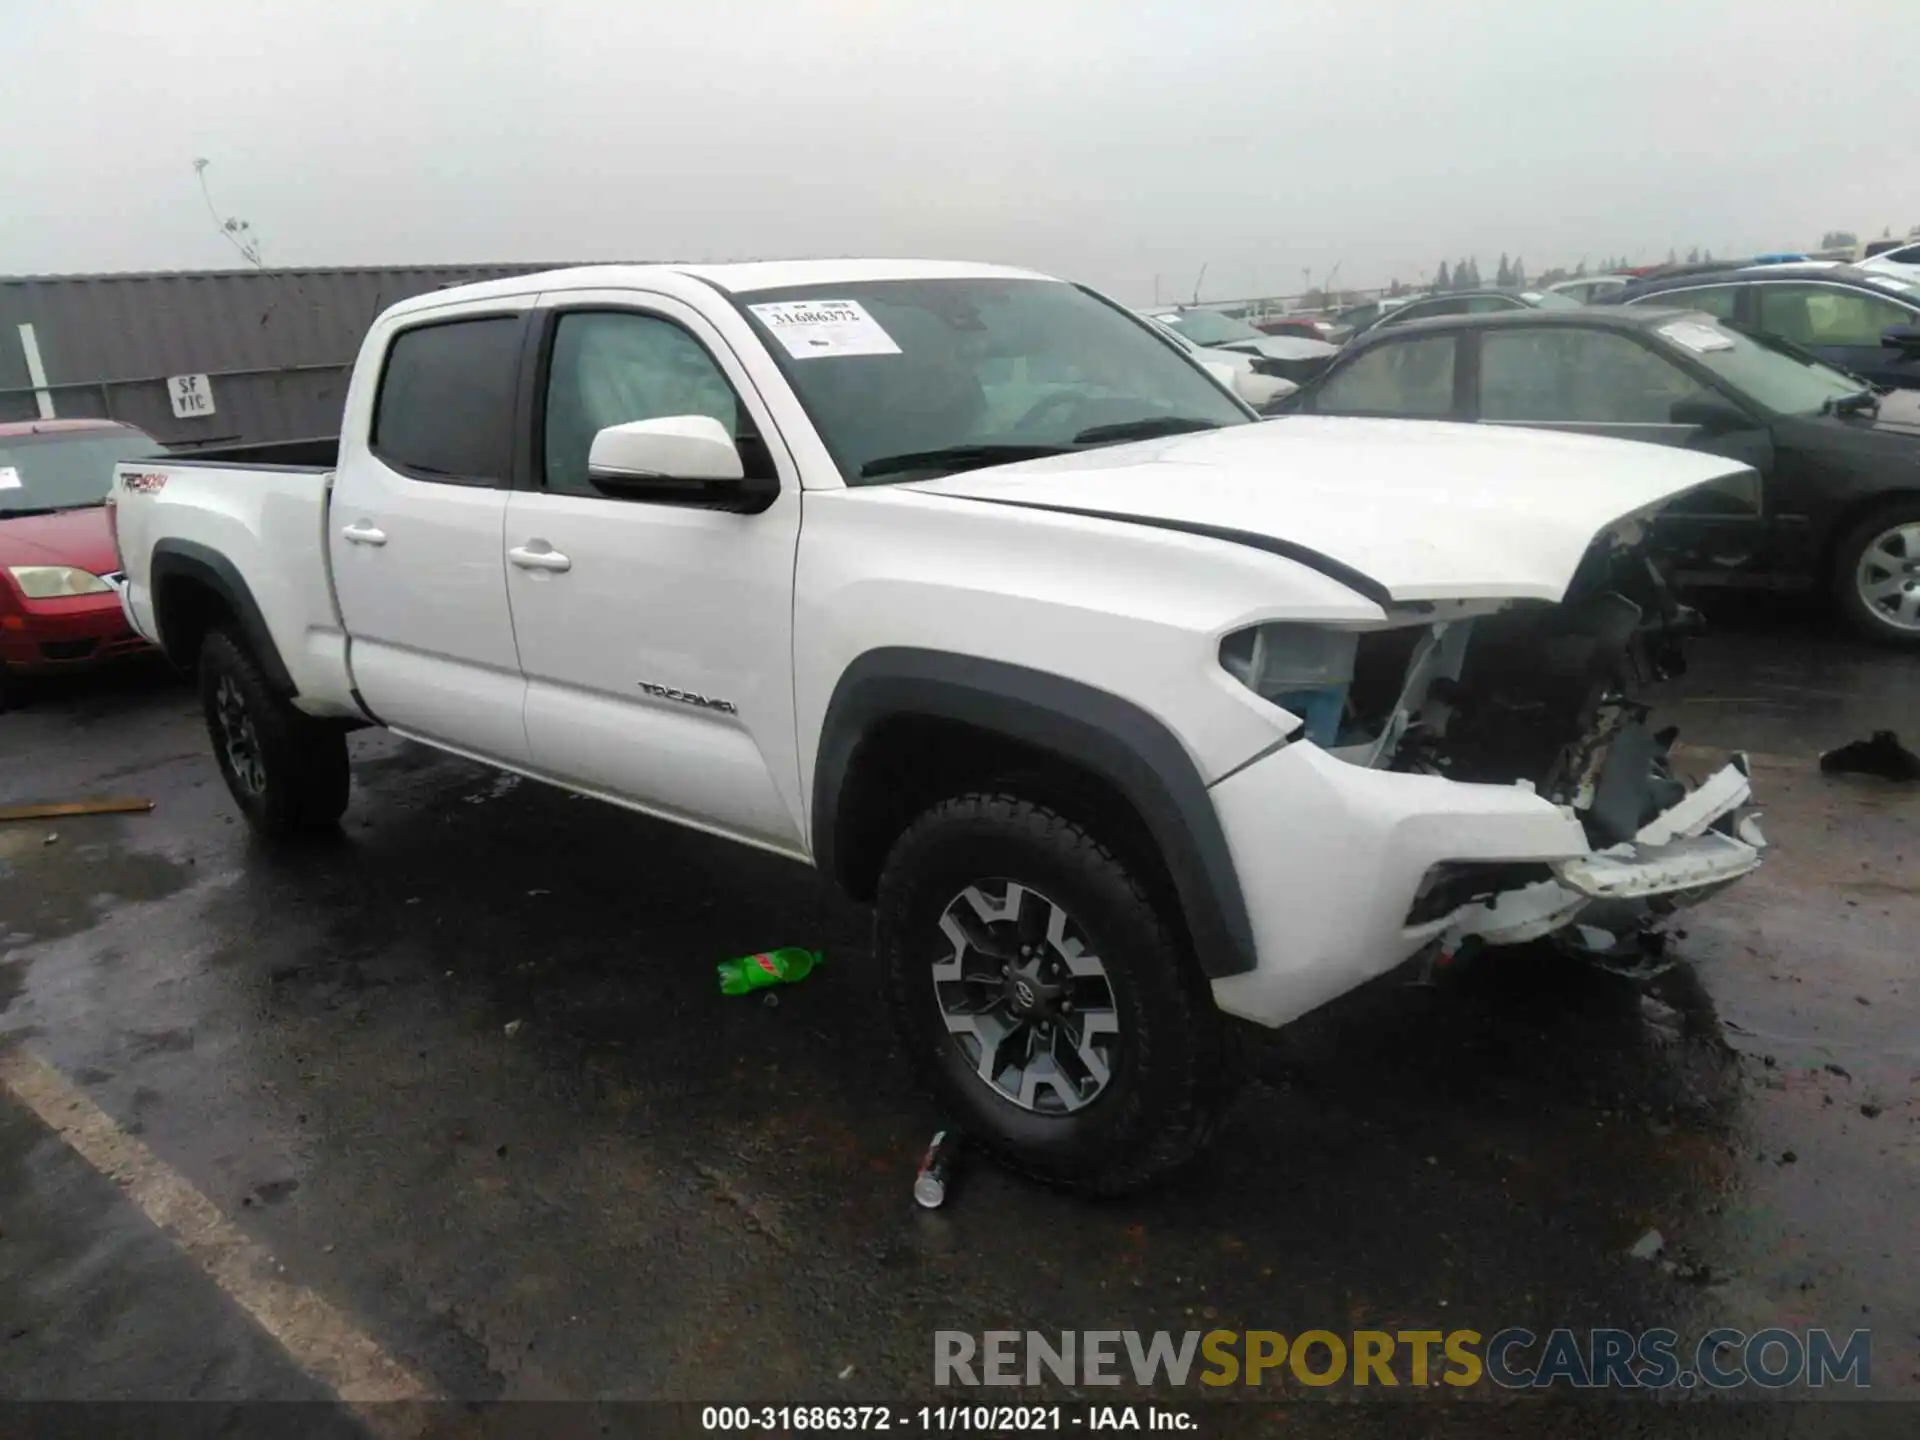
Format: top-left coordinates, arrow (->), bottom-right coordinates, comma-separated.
0,427 -> 157,515
1525,290 -> 1582,309
1160,310 -> 1265,347
1659,317 -> 1863,414
738,279 -> 1251,482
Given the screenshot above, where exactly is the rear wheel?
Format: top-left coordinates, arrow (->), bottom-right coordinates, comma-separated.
198,628 -> 349,837
876,793 -> 1226,1195
1833,501 -> 1920,646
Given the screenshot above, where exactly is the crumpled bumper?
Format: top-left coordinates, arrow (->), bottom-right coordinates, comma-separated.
1205,742 -> 1763,1029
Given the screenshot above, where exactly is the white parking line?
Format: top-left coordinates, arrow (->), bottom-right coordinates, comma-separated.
0,1046 -> 439,1422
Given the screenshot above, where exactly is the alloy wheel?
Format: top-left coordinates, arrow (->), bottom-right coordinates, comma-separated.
1856,522 -> 1920,633
931,880 -> 1121,1114
213,674 -> 267,796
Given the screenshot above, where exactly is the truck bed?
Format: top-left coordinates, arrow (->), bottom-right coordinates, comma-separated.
110,456 -> 363,719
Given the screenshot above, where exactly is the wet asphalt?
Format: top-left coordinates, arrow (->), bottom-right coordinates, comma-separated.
0,604 -> 1915,1432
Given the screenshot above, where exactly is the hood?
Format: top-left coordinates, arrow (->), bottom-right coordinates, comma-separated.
0,505 -> 117,574
1217,335 -> 1340,362
908,418 -> 1756,603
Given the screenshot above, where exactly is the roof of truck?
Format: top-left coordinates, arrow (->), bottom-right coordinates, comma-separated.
381,259 -> 1056,317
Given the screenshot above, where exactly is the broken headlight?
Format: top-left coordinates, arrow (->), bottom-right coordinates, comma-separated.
1219,623 -> 1357,746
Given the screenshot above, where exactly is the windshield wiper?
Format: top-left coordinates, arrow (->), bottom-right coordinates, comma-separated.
1821,389 -> 1880,417
860,443 -> 1069,479
1071,416 -> 1224,445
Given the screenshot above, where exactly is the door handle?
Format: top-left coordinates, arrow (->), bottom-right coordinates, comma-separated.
508,542 -> 572,573
341,522 -> 388,546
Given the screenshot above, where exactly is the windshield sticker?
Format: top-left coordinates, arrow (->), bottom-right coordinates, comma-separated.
1659,320 -> 1736,354
750,299 -> 902,360
0,466 -> 20,491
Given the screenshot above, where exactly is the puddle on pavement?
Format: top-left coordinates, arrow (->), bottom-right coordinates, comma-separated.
0,827 -> 193,962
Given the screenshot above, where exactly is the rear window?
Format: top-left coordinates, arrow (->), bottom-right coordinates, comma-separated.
371,316 -> 522,483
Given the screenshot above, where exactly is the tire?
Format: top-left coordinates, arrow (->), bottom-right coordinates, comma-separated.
876,793 -> 1227,1195
1832,500 -> 1920,646
198,627 -> 350,837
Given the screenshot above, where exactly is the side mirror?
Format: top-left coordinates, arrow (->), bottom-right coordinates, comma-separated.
586,416 -> 775,512
1882,324 -> 1920,356
1669,394 -> 1754,434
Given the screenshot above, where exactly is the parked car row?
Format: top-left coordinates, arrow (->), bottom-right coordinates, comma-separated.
1244,255 -> 1920,394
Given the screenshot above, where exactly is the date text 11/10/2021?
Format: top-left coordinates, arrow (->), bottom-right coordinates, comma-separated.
702,1406 -> 1194,1431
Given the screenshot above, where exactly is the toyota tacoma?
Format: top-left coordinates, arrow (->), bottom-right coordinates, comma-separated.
107,261 -> 1766,1192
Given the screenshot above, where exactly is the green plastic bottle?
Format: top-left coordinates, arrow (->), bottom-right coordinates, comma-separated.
717,947 -> 822,996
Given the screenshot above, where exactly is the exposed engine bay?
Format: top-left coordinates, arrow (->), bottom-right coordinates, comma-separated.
1222,520 -> 1768,975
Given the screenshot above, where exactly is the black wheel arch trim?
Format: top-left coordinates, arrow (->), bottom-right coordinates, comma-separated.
149,539 -> 296,695
813,647 -> 1258,978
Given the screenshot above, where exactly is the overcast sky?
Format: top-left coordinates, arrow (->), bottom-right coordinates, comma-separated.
7,0 -> 1914,304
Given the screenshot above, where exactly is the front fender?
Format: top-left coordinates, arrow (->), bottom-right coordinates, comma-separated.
813,648 -> 1258,979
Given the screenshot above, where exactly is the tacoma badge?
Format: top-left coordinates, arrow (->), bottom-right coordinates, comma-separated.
638,681 -> 737,715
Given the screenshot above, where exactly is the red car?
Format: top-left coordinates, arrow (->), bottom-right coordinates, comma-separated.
0,420 -> 161,707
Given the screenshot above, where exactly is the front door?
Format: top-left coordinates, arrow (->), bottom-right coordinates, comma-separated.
1473,325 -> 1775,577
502,293 -> 807,854
329,303 -> 534,763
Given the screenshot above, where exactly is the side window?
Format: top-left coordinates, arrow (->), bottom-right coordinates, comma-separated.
1465,295 -> 1523,314
1313,335 -> 1456,417
1481,328 -> 1705,424
1659,286 -> 1740,320
1757,285 -> 1909,347
541,311 -> 752,497
1388,297 -> 1468,326
371,316 -> 522,483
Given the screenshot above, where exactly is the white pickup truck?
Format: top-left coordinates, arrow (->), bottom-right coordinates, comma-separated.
109,260 -> 1766,1192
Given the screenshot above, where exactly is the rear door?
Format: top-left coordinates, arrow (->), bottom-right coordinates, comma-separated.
1472,324 -> 1774,573
501,290 -> 808,854
329,301 -> 534,763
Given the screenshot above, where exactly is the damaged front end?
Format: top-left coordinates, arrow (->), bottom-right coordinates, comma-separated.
1223,520 -> 1765,974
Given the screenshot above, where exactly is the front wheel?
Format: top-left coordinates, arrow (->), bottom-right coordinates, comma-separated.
876,793 -> 1227,1195
1833,501 -> 1920,645
199,627 -> 350,837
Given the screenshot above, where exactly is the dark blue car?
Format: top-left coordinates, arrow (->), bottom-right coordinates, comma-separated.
1605,263 -> 1920,390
